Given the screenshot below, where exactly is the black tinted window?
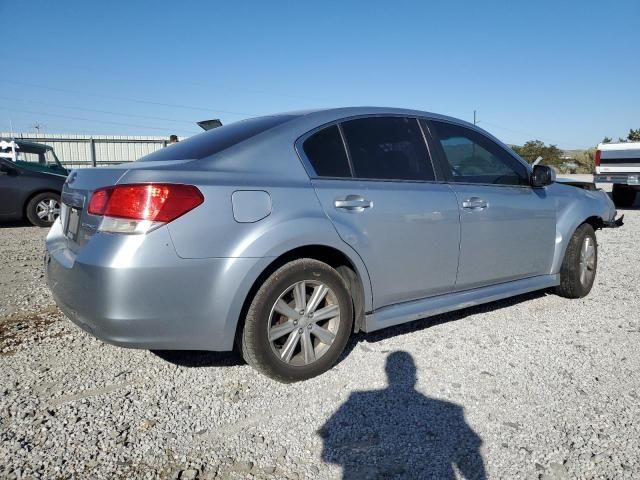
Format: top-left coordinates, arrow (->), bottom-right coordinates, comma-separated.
341,117 -> 434,181
303,125 -> 351,177
429,121 -> 529,186
140,115 -> 299,161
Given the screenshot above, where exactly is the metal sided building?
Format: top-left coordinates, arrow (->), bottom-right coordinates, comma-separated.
0,133 -> 182,169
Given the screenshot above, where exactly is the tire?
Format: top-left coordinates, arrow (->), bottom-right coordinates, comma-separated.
26,192 -> 61,227
240,258 -> 354,382
556,223 -> 597,299
612,184 -> 637,208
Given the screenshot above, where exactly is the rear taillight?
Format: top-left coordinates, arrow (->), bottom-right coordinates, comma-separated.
88,183 -> 203,234
595,149 -> 601,167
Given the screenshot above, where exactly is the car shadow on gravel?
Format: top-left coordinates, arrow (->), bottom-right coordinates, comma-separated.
319,351 -> 486,479
339,290 -> 550,361
0,219 -> 33,228
150,349 -> 244,367
152,291 -> 550,370
605,191 -> 640,210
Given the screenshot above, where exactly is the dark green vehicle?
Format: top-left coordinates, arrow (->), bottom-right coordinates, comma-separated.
0,140 -> 68,227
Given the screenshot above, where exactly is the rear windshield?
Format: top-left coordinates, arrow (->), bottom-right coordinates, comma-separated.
140,114 -> 299,162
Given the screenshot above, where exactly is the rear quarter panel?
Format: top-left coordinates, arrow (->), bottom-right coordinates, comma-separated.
118,163 -> 375,312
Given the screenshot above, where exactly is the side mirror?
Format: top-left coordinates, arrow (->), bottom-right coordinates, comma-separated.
530,165 -> 556,188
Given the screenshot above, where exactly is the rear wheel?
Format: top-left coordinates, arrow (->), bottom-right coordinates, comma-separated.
612,184 -> 637,208
26,192 -> 61,227
556,223 -> 597,299
240,258 -> 353,382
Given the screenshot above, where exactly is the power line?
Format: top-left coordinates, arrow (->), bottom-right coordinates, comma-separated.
0,95 -> 197,125
0,107 -> 200,135
1,77 -> 592,148
2,120 -> 128,137
4,57 -> 333,105
0,79 -> 256,117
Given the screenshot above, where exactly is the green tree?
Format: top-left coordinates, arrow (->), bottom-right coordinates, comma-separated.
572,148 -> 596,173
628,128 -> 640,142
512,140 -> 564,168
602,137 -> 612,144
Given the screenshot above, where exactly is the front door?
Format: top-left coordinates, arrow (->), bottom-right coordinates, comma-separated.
0,160 -> 23,218
426,120 -> 556,290
299,117 -> 461,309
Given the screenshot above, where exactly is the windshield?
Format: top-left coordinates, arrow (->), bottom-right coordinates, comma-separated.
140,114 -> 299,162
43,149 -> 64,169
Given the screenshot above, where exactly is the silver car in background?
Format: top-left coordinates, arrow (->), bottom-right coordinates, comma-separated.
45,107 -> 621,382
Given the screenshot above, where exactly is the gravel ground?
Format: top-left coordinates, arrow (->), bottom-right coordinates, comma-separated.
1,201 -> 639,480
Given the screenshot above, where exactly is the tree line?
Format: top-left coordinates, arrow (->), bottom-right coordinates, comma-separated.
511,128 -> 639,174
602,128 -> 640,144
511,141 -> 565,169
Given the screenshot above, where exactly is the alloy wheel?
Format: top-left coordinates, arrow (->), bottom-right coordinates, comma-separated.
268,280 -> 341,366
36,198 -> 61,223
579,236 -> 596,286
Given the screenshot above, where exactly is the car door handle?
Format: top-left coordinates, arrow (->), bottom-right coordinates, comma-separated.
334,195 -> 373,211
462,197 -> 488,210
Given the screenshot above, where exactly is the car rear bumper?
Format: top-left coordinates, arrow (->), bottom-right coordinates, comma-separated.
45,220 -> 270,351
594,173 -> 640,186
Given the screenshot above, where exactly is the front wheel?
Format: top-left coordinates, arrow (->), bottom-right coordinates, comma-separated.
556,223 -> 597,299
26,192 -> 61,227
240,259 -> 353,382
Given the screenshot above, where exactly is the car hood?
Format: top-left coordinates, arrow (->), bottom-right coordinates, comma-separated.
555,178 -> 597,191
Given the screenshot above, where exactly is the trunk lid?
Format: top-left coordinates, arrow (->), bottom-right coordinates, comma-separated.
60,167 -> 130,252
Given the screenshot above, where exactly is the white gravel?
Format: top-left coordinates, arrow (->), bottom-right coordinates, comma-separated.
1,203 -> 639,479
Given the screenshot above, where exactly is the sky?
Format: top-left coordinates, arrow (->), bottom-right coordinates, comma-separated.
1,0 -> 638,149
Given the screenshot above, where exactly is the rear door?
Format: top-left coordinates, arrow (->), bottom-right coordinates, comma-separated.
299,116 -> 461,309
425,120 -> 556,290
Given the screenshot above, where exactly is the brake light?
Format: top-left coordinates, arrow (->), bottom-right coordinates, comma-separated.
88,183 -> 203,233
88,188 -> 112,214
595,149 -> 601,167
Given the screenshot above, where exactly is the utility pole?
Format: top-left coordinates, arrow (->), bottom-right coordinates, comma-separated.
473,110 -> 477,126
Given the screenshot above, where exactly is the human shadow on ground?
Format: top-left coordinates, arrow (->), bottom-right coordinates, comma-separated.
319,351 -> 486,480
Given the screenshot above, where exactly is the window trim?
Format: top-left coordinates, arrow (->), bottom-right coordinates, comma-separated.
418,119 -> 451,181
336,123 -> 355,177
424,118 -> 533,189
294,114 -> 443,184
297,123 -> 353,179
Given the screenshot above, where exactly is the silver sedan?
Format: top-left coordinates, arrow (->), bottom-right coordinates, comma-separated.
45,107 -> 622,382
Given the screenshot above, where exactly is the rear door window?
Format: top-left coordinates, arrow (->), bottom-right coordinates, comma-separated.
429,121 -> 529,186
302,125 -> 352,178
340,117 -> 435,181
